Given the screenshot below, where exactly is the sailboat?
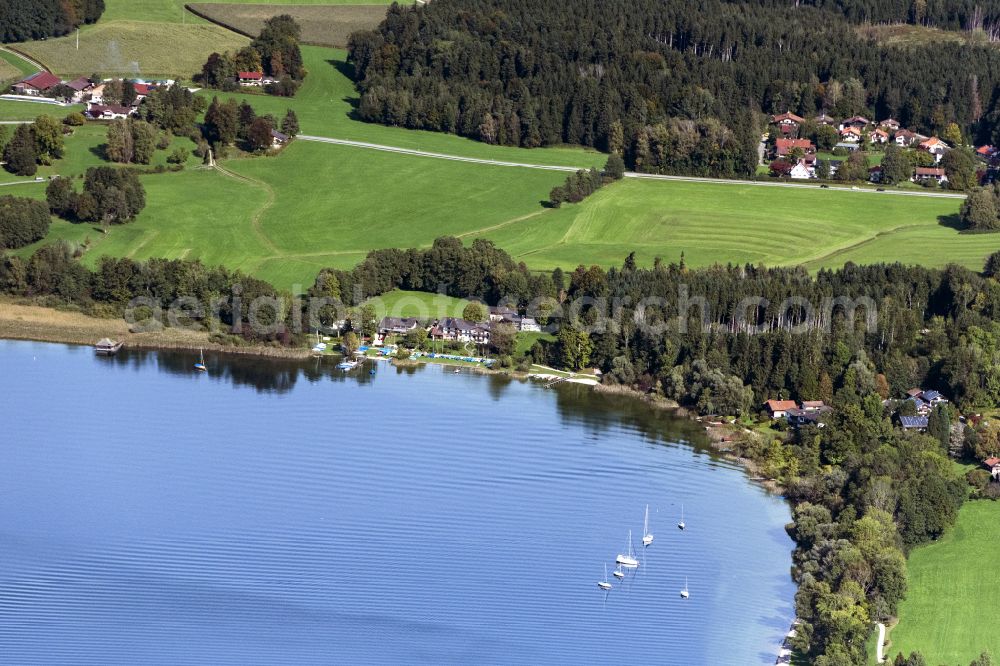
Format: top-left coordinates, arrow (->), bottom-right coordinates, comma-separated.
194,348 -> 207,372
616,530 -> 639,569
680,576 -> 690,599
597,564 -> 612,591
678,504 -> 686,530
642,504 -> 654,546
612,563 -> 625,579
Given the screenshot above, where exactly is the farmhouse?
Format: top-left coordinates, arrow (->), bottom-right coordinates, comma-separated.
85,103 -> 134,120
238,71 -> 264,86
519,317 -> 541,332
775,138 -> 814,157
894,129 -> 921,147
65,77 -> 93,102
488,305 -> 519,322
771,111 -> 805,127
12,71 -> 62,96
790,158 -> 814,179
985,457 -> 1000,480
764,399 -> 797,418
132,82 -> 153,100
270,129 -> 289,148
914,167 -> 947,184
879,118 -> 901,131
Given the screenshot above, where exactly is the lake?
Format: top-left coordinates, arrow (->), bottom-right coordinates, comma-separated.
0,340 -> 794,664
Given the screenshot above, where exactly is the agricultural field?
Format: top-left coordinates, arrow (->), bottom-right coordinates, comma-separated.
468,178 -> 981,272
887,500 -> 1000,664
102,0 -> 393,24
188,3 -> 389,47
365,290 -> 471,320
14,21 -> 249,79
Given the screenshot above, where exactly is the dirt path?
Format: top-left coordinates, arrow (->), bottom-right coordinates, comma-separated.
212,162 -> 281,255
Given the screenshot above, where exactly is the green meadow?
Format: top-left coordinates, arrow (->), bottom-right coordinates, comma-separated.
888,500 -> 1000,664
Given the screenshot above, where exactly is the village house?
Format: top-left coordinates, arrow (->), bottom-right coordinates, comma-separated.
238,71 -> 264,87
786,405 -> 833,428
88,83 -> 106,105
839,126 -> 863,143
868,165 -> 883,183
919,136 -> 949,162
12,71 -> 62,96
879,118 -> 901,132
976,145 -> 997,162
913,166 -> 947,185
64,77 -> 93,103
790,158 -> 814,179
869,128 -> 889,144
132,82 -> 154,102
839,116 -> 869,131
894,129 -> 920,147
985,457 -> 1000,480
775,138 -> 815,157
771,111 -> 805,128
519,317 -> 541,332
488,305 -> 519,323
814,112 -> 836,126
85,103 -> 134,120
378,317 -> 420,336
764,399 -> 797,419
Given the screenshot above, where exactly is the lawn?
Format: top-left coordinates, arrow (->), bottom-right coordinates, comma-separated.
467,178 -> 985,272
15,20 -> 249,79
0,100 -> 83,122
188,3 -> 389,47
365,290 -> 471,320
887,500 -> 1000,664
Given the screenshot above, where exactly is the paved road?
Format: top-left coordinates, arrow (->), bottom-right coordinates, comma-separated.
876,622 -> 886,663
297,134 -> 967,199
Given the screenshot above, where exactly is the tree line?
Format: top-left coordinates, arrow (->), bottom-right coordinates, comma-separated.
197,15 -> 306,96
347,0 -> 1000,176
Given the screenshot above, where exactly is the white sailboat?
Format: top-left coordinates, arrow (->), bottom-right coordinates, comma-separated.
616,530 -> 639,569
597,564 -> 612,591
642,504 -> 654,546
612,563 -> 625,579
680,576 -> 690,599
678,504 -> 686,530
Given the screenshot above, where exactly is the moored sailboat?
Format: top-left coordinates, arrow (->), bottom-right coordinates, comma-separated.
642,504 -> 654,546
616,530 -> 639,569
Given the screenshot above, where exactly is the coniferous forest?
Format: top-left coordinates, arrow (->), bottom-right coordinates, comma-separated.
0,0 -> 105,42
349,0 -> 1000,176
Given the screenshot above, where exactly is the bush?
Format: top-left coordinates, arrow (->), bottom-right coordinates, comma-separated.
63,112 -> 85,126
166,147 -> 189,164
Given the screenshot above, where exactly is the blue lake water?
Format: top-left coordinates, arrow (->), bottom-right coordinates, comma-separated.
0,340 -> 794,664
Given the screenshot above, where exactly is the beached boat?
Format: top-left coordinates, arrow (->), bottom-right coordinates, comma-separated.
336,360 -> 359,371
597,564 -> 612,591
616,530 -> 639,569
94,338 -> 123,355
642,504 -> 654,546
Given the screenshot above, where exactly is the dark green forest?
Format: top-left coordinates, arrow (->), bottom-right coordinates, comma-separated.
348,0 -> 1000,176
0,0 -> 104,42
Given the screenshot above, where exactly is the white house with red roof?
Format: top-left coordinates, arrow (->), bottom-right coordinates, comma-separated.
869,128 -> 889,144
919,136 -> 949,162
839,126 -> 863,143
238,71 -> 264,86
775,138 -> 815,157
771,111 -> 805,127
12,71 -> 63,96
879,118 -> 901,131
764,399 -> 797,418
839,116 -> 870,131
85,103 -> 135,120
985,457 -> 1000,480
913,166 -> 947,184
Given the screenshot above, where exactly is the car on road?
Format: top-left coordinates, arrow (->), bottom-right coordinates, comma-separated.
876,187 -> 886,192
820,184 -> 829,188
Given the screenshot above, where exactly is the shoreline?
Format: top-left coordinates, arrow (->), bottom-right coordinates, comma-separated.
0,300 -> 784,490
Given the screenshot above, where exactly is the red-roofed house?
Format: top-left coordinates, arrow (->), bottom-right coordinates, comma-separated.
775,138 -> 815,157
238,71 -> 264,87
976,145 -> 996,160
894,129 -> 919,147
879,118 -> 901,131
133,82 -> 153,99
765,399 -> 797,418
914,166 -> 947,184
771,111 -> 805,127
86,103 -> 134,120
985,457 -> 1000,479
65,76 -> 93,102
919,136 -> 949,162
790,158 -> 814,179
839,126 -> 863,143
814,113 -> 836,126
869,128 -> 889,144
12,71 -> 62,96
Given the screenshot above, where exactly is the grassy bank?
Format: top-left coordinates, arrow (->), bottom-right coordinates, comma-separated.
888,500 -> 1000,664
0,299 -> 310,358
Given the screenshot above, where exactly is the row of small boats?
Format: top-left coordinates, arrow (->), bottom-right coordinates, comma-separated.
598,504 -> 688,598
